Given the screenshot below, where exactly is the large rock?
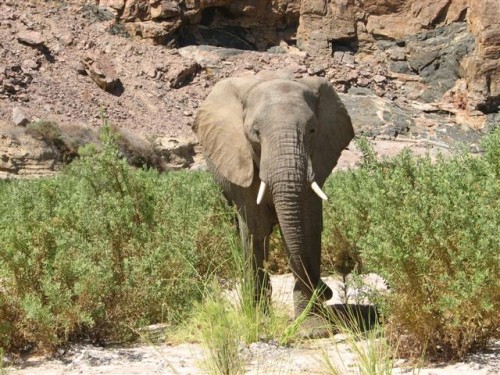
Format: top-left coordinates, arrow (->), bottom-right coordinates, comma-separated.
339,88 -> 414,138
81,52 -> 123,94
0,124 -> 59,179
165,60 -> 200,88
154,136 -> 200,170
11,107 -> 30,127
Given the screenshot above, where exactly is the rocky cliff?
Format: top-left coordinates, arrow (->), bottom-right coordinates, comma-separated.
99,0 -> 499,113
0,0 -> 497,178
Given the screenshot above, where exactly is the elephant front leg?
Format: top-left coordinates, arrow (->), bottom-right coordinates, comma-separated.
252,235 -> 272,311
236,212 -> 272,310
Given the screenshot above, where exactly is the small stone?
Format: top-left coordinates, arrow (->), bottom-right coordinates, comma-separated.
373,74 -> 386,84
297,66 -> 307,74
58,31 -> 74,46
141,61 -> 157,78
183,111 -> 193,117
21,59 -> 39,72
334,83 -> 348,93
346,71 -> 358,81
12,107 -> 29,126
307,65 -> 325,76
73,61 -> 87,75
17,30 -> 45,47
356,77 -> 370,87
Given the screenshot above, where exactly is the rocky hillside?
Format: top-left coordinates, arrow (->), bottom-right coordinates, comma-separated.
0,0 -> 498,178
101,0 -> 499,114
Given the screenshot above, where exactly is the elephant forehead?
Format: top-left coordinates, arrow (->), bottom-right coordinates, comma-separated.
250,79 -> 314,102
251,95 -> 315,121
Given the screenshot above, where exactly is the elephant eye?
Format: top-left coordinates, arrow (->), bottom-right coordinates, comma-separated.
310,129 -> 316,134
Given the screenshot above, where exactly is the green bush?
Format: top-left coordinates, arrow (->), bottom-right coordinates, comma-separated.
0,126 -> 236,353
323,128 -> 500,358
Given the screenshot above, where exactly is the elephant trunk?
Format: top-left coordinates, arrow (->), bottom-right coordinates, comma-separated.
264,134 -> 320,300
273,185 -> 317,298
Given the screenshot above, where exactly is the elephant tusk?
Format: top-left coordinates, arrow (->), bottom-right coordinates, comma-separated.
311,181 -> 328,201
256,181 -> 266,205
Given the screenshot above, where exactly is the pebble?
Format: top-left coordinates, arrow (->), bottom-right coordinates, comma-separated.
12,106 -> 29,126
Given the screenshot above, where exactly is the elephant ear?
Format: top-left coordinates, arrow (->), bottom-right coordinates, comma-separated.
193,77 -> 257,187
299,77 -> 355,185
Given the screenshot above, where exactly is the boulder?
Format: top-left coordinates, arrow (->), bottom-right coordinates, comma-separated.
99,0 -> 125,13
154,136 -> 199,170
150,1 -> 181,20
17,30 -> 46,48
178,45 -> 224,68
81,52 -> 122,93
165,60 -> 200,88
0,125 -> 59,179
339,88 -> 414,138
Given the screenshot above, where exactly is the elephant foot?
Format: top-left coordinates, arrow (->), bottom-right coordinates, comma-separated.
296,314 -> 331,340
292,280 -> 333,318
292,284 -> 335,339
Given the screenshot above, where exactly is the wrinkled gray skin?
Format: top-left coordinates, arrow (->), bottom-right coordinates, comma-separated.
194,72 -> 354,315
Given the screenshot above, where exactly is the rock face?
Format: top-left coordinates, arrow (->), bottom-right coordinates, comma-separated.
99,0 -> 301,50
461,0 -> 500,113
382,22 -> 475,103
98,0 -> 498,113
0,1 -> 495,179
297,0 -> 498,112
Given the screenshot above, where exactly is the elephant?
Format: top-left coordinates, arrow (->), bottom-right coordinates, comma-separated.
193,71 -> 354,317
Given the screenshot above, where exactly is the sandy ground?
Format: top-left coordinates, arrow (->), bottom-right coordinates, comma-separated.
6,274 -> 499,375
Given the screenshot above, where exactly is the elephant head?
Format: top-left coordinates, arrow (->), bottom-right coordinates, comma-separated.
194,72 -> 354,311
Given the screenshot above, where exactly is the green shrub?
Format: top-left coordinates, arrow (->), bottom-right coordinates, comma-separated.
0,126 -> 236,353
323,128 -> 500,359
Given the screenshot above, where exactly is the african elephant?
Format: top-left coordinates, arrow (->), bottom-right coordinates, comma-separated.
193,72 -> 354,316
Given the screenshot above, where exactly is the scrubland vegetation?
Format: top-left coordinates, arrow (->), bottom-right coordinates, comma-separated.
0,125 -> 498,367
323,129 -> 499,359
